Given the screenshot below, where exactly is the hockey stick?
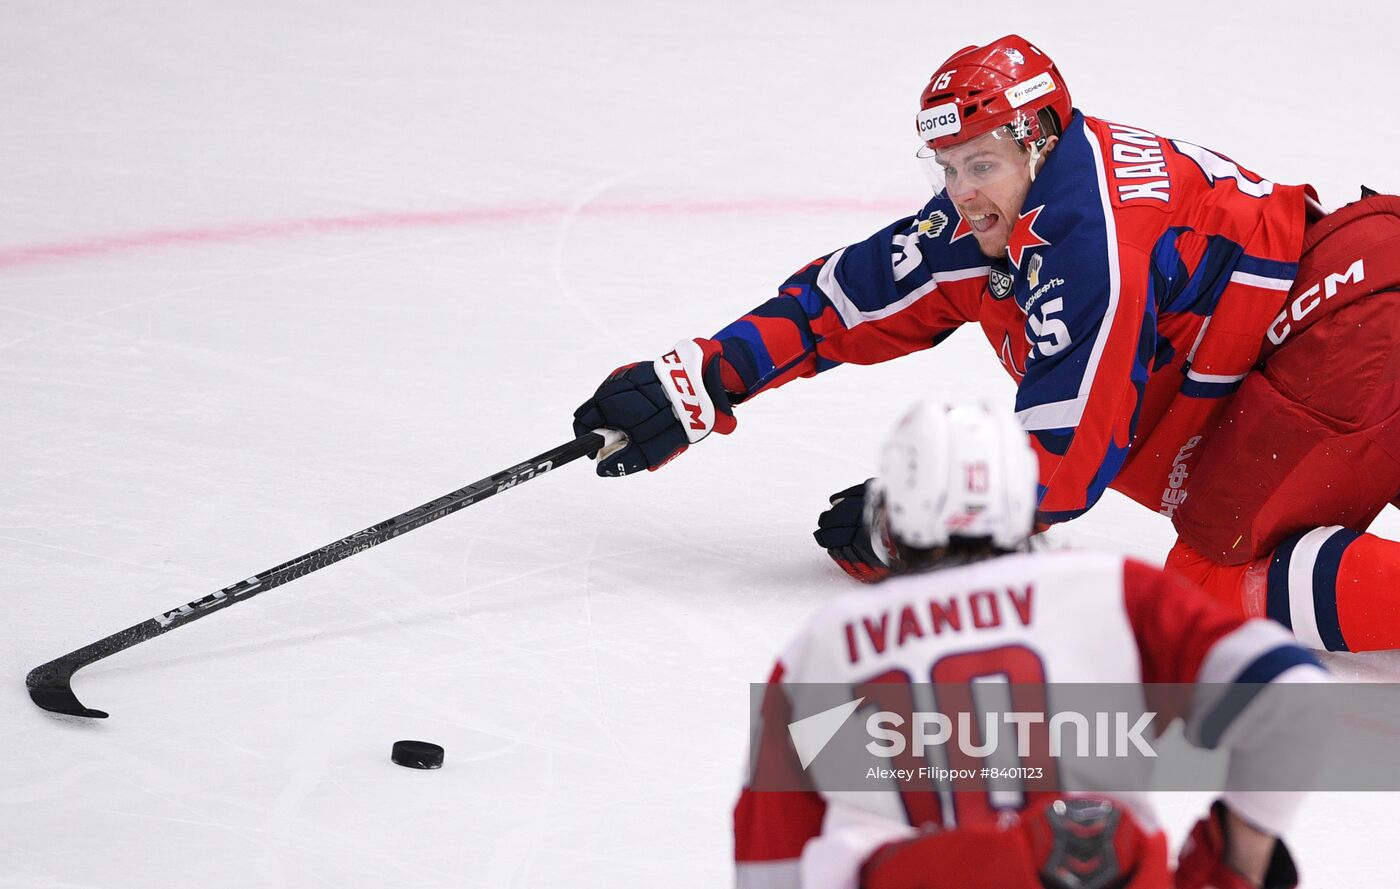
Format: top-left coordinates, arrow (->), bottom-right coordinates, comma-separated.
26,428 -> 626,720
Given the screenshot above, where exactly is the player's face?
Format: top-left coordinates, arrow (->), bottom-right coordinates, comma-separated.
929,131 -> 1034,258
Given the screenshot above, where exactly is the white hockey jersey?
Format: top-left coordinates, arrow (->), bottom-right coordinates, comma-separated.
733,550 -> 1329,889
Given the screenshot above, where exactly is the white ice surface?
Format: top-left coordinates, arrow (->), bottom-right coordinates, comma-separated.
4,2 -> 1400,886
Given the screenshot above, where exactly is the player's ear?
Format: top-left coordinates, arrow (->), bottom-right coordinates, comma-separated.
1028,135 -> 1058,182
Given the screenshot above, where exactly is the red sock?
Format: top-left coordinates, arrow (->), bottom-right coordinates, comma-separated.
1168,531 -> 1400,652
1332,532 -> 1400,651
1258,528 -> 1400,652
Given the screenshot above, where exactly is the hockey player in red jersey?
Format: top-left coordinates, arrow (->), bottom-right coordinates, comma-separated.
733,401 -> 1325,889
571,34 -> 1400,652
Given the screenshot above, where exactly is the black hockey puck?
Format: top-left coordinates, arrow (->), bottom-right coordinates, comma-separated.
391,740 -> 444,770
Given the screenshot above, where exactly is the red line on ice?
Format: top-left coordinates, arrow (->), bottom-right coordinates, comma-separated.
0,197 -> 910,271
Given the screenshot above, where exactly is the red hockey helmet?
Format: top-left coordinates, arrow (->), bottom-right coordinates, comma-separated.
916,35 -> 1072,152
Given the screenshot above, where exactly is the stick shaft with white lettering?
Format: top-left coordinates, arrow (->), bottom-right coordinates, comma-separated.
26,429 -> 625,720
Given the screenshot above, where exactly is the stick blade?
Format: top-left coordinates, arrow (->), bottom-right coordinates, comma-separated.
26,661 -> 108,719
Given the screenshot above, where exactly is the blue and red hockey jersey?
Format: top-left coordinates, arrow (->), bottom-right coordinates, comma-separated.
708,111 -> 1316,524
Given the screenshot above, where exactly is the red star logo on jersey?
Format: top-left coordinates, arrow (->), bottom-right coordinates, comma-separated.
949,206 -> 977,244
1006,204 -> 1050,269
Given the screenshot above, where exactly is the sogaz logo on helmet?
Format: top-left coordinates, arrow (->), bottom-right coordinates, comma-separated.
1004,72 -> 1057,109
917,102 -> 961,140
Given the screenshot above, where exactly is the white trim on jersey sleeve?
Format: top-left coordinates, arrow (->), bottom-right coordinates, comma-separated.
1184,368 -> 1249,385
1184,315 -> 1212,366
1186,618 -> 1330,837
1015,394 -> 1090,431
1195,620 -> 1296,685
1187,620 -> 1326,751
932,266 -> 993,284
854,278 -> 940,323
814,243 -> 988,330
1016,123 -> 1123,433
1218,663 -> 1332,837
816,247 -> 860,328
1229,270 -> 1293,290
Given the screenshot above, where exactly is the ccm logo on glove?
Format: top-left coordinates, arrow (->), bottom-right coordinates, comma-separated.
654,340 -> 721,443
658,350 -> 706,430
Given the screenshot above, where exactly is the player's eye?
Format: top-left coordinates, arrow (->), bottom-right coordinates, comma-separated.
973,162 -> 996,176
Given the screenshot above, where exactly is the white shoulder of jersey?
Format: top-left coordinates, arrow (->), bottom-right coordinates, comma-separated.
780,550 -> 1141,685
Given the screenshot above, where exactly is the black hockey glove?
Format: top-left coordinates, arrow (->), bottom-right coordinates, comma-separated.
572,338 -> 736,477
814,481 -> 890,583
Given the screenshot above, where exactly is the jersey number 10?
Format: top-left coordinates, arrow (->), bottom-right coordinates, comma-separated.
854,643 -> 1060,829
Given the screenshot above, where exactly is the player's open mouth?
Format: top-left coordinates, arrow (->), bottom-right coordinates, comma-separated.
968,213 -> 1000,233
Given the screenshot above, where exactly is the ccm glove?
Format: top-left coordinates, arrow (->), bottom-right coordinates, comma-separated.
1175,801 -> 1297,889
814,481 -> 890,583
572,338 -> 736,477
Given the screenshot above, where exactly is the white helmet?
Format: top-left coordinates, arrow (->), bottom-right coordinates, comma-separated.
868,401 -> 1039,553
